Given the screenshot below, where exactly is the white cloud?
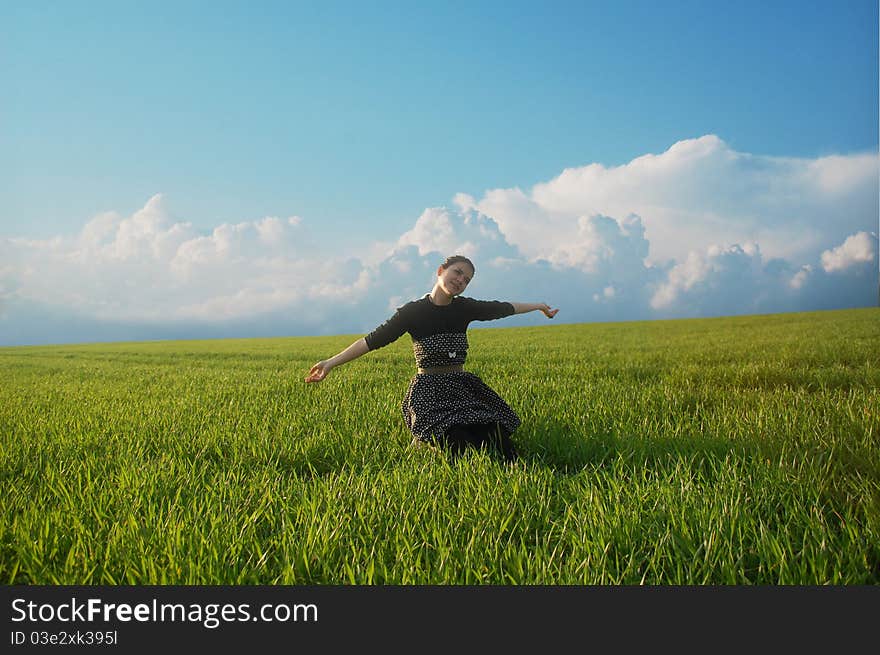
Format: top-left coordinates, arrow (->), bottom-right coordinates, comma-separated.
394,205 -> 513,264
396,207 -> 464,257
472,135 -> 878,266
649,231 -> 878,318
789,265 -> 812,290
650,242 -> 770,313
2,195 -> 358,324
820,231 -> 878,273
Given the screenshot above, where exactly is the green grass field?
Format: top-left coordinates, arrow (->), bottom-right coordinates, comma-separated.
2,307 -> 878,584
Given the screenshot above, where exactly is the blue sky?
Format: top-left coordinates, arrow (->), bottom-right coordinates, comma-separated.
1,1 -> 878,345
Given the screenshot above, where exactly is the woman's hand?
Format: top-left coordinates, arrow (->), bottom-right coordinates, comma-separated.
511,302 -> 559,318
303,339 -> 368,384
539,304 -> 559,319
305,360 -> 333,383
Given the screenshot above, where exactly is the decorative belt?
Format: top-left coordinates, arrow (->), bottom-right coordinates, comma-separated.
417,365 -> 464,374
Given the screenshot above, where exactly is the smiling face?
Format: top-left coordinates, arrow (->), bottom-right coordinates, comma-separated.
437,261 -> 474,297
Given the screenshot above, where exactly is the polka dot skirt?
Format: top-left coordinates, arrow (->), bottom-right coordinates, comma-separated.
402,333 -> 521,444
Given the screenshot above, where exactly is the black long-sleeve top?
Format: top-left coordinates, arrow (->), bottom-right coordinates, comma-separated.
364,295 -> 515,368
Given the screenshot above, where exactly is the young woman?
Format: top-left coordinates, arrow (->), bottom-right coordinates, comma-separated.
305,255 -> 559,461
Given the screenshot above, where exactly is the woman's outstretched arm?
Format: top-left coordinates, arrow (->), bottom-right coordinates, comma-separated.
305,337 -> 369,383
510,302 -> 558,319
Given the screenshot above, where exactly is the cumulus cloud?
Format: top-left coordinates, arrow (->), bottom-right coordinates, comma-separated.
472,135 -> 878,266
789,265 -> 812,291
650,242 -> 790,316
820,231 -> 878,273
649,229 -> 878,318
1,136 -> 877,345
2,194 -> 354,325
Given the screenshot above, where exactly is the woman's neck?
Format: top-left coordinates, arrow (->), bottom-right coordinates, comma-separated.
428,285 -> 453,306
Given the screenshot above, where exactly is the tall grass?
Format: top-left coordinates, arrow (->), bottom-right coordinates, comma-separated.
1,308 -> 878,584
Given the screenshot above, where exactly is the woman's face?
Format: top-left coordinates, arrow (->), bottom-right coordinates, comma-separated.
438,262 -> 474,296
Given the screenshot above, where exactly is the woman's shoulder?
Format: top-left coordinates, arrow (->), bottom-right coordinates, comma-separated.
394,295 -> 431,314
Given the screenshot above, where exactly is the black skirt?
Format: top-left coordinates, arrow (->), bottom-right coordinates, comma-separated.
401,371 -> 521,444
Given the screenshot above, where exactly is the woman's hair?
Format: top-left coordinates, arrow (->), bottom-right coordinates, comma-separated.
440,254 -> 475,275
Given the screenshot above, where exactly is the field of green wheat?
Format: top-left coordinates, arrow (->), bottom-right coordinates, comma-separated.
1,307 -> 878,584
